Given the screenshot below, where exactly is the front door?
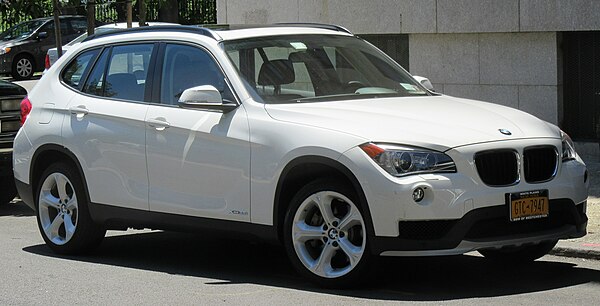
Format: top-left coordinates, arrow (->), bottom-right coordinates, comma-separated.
145,43 -> 251,221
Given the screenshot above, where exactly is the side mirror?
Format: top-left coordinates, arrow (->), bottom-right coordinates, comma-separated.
412,76 -> 435,92
177,85 -> 237,113
37,32 -> 48,40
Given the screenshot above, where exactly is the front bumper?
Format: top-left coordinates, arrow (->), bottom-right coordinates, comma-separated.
339,138 -> 589,255
0,54 -> 12,74
371,199 -> 587,256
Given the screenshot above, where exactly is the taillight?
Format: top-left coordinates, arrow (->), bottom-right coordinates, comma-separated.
20,96 -> 32,126
44,54 -> 51,69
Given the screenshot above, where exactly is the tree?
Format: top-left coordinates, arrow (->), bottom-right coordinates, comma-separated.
157,0 -> 178,23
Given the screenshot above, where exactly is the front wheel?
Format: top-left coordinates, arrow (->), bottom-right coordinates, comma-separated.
36,162 -> 105,254
478,240 -> 558,263
283,179 -> 373,288
12,55 -> 34,80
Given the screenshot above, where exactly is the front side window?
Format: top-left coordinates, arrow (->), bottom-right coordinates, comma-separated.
83,43 -> 154,102
223,35 -> 427,103
160,44 -> 233,105
40,20 -> 69,36
61,48 -> 100,89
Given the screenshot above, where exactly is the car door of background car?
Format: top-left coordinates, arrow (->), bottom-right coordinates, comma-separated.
145,43 -> 251,221
34,21 -> 62,66
62,43 -> 155,211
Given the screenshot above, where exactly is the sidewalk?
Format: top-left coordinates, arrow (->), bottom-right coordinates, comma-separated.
550,154 -> 600,260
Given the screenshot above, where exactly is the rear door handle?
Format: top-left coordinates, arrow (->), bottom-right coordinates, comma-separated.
146,118 -> 171,131
69,105 -> 88,119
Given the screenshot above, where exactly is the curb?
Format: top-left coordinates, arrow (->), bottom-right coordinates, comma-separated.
550,246 -> 600,261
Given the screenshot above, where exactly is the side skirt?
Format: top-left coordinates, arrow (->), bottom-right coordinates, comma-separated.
88,202 -> 280,244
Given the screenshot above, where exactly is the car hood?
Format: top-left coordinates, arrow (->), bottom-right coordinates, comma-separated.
264,95 -> 560,151
0,37 -> 28,47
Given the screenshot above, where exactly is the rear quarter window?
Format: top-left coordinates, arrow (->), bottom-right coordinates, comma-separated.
61,49 -> 100,90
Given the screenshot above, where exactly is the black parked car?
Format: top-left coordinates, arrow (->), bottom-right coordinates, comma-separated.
0,79 -> 26,205
0,16 -> 90,80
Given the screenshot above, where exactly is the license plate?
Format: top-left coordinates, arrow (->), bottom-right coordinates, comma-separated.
508,190 -> 549,221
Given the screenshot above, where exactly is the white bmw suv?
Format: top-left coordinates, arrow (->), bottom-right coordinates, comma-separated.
13,24 -> 589,287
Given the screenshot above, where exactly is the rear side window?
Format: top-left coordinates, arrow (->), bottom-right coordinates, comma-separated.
69,19 -> 87,35
82,44 -> 155,102
61,49 -> 100,89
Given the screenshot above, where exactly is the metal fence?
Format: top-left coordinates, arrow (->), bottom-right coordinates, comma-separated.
0,0 -> 216,32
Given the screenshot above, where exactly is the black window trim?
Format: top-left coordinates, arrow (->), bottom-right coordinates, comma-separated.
59,41 -> 160,105
59,47 -> 103,91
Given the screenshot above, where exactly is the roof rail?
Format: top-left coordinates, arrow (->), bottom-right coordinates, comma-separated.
273,23 -> 352,34
82,25 -> 219,42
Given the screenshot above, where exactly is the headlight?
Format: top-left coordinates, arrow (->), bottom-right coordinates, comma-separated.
360,143 -> 456,177
561,130 -> 576,161
0,47 -> 11,55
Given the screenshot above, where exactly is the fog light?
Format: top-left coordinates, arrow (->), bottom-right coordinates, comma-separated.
412,187 -> 425,202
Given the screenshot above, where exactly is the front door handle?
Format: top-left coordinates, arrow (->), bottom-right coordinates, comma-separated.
69,105 -> 88,119
146,117 -> 171,131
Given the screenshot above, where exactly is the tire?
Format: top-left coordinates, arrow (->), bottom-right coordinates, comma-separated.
478,240 -> 558,263
35,162 -> 105,254
283,179 -> 373,288
11,54 -> 34,80
0,176 -> 17,205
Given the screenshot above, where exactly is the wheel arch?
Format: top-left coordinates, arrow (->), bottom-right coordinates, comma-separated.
30,144 -> 91,208
273,155 -> 374,244
13,51 -> 36,69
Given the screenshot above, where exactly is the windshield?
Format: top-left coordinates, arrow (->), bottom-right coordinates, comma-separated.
0,19 -> 45,41
222,34 -> 428,103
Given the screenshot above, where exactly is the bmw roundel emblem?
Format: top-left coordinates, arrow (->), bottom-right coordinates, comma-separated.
499,129 -> 512,135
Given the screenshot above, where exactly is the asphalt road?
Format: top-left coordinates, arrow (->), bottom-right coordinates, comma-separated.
1,200 -> 599,305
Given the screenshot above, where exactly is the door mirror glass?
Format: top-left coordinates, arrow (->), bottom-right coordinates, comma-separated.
412,75 -> 435,92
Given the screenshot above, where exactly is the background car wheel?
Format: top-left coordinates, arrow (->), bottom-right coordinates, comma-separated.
478,240 -> 558,263
11,55 -> 34,80
0,177 -> 17,205
283,179 -> 373,288
36,162 -> 105,254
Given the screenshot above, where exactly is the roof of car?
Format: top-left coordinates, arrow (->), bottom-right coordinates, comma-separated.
83,23 -> 354,43
29,15 -> 86,22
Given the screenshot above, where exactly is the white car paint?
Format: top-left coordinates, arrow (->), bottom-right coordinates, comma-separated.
14,26 -> 588,258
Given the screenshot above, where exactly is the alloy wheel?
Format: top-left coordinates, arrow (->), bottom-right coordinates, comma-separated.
291,190 -> 366,278
38,172 -> 79,245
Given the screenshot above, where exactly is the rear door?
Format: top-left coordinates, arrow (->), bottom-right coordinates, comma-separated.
62,43 -> 156,210
145,42 -> 251,221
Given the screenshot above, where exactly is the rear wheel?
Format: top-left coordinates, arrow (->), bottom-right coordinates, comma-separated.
36,162 -> 105,254
478,240 -> 558,263
283,179 -> 373,288
11,54 -> 34,80
0,177 -> 17,205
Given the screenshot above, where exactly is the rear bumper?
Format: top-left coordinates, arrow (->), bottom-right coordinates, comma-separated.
371,199 -> 587,256
14,178 -> 34,210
